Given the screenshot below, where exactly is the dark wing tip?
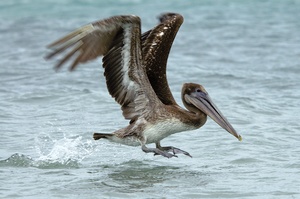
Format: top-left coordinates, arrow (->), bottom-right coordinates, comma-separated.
157,13 -> 183,23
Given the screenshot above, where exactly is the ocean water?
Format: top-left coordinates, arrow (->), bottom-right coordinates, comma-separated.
1,0 -> 300,198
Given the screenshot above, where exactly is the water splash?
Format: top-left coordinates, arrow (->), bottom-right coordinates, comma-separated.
0,134 -> 97,169
34,134 -> 96,168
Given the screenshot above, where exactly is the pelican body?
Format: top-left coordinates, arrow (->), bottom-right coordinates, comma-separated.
46,13 -> 242,158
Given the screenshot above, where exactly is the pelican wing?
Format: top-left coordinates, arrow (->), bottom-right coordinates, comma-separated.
46,15 -> 160,121
141,13 -> 184,105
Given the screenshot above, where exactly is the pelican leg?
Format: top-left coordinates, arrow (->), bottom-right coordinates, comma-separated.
155,142 -> 192,157
141,145 -> 177,158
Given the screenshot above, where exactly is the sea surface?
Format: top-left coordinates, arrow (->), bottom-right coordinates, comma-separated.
1,0 -> 300,198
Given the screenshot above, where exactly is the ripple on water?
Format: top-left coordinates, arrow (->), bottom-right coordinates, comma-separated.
0,153 -> 80,169
78,159 -> 216,198
230,157 -> 264,164
0,135 -> 98,169
0,153 -> 33,167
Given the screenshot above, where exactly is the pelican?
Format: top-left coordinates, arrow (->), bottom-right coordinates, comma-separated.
46,13 -> 242,158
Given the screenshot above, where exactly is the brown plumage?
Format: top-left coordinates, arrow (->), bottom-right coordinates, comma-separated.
46,13 -> 241,158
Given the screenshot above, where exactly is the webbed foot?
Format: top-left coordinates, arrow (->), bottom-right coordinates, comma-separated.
156,142 -> 192,157
141,145 -> 177,158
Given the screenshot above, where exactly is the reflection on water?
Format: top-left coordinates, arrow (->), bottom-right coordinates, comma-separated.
85,160 -> 212,197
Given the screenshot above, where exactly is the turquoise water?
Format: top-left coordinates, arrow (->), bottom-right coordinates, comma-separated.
1,0 -> 300,198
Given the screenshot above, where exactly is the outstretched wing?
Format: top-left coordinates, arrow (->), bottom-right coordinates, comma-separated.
46,15 -> 160,121
141,13 -> 184,105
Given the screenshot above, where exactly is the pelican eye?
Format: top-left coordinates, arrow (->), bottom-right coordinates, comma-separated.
196,88 -> 202,93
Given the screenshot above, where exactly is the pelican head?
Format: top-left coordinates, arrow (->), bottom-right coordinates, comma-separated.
182,83 -> 242,141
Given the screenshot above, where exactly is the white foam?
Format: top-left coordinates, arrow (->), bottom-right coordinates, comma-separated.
35,134 -> 96,165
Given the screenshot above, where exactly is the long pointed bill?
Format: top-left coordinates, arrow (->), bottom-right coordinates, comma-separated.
185,92 -> 242,141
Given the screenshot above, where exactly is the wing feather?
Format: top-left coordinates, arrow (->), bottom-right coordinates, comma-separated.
46,15 -> 161,121
141,13 -> 184,105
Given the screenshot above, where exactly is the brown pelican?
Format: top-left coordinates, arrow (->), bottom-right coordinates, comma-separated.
46,13 -> 242,158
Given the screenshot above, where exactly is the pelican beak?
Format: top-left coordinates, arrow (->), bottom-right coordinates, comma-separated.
185,91 -> 242,141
